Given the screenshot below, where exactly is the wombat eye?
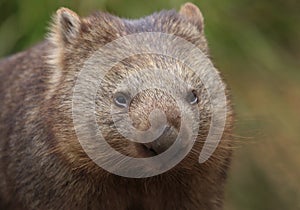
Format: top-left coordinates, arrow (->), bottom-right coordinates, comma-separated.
114,92 -> 129,108
186,90 -> 199,105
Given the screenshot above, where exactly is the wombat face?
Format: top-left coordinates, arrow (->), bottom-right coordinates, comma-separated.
93,55 -> 211,160
47,4 -> 232,173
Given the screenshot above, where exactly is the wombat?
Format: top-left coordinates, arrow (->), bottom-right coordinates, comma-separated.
0,2 -> 233,210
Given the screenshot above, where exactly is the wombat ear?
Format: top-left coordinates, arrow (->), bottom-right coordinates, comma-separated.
47,8 -> 82,72
179,3 -> 204,32
49,7 -> 82,45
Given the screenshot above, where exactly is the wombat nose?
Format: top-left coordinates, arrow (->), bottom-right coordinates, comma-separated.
142,126 -> 177,155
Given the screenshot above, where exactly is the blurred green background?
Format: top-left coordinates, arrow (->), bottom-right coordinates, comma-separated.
0,0 -> 299,209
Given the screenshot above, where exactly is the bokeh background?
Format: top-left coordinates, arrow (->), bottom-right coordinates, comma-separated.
0,0 -> 299,209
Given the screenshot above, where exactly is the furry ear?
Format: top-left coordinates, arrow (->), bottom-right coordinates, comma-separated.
46,8 -> 82,91
179,3 -> 204,32
50,7 -> 82,45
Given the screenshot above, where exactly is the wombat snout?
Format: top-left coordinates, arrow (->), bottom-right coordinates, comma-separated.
142,125 -> 177,155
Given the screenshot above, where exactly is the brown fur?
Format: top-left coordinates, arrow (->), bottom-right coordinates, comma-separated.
0,3 -> 233,210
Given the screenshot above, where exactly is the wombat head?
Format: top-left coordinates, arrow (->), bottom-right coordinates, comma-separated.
46,3 -> 232,176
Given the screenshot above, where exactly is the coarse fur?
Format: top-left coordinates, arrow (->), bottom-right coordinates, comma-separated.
0,3 -> 234,210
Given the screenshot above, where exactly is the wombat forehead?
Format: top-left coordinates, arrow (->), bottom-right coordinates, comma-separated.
101,55 -> 203,88
130,89 -> 178,102
110,72 -> 193,98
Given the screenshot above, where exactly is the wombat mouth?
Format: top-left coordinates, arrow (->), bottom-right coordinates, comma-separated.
141,144 -> 158,156
136,125 -> 178,157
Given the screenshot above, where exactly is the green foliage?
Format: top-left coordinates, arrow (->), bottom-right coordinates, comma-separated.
1,0 -> 299,209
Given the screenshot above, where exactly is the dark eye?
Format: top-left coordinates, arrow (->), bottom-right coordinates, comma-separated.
186,90 -> 199,105
114,92 -> 129,108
